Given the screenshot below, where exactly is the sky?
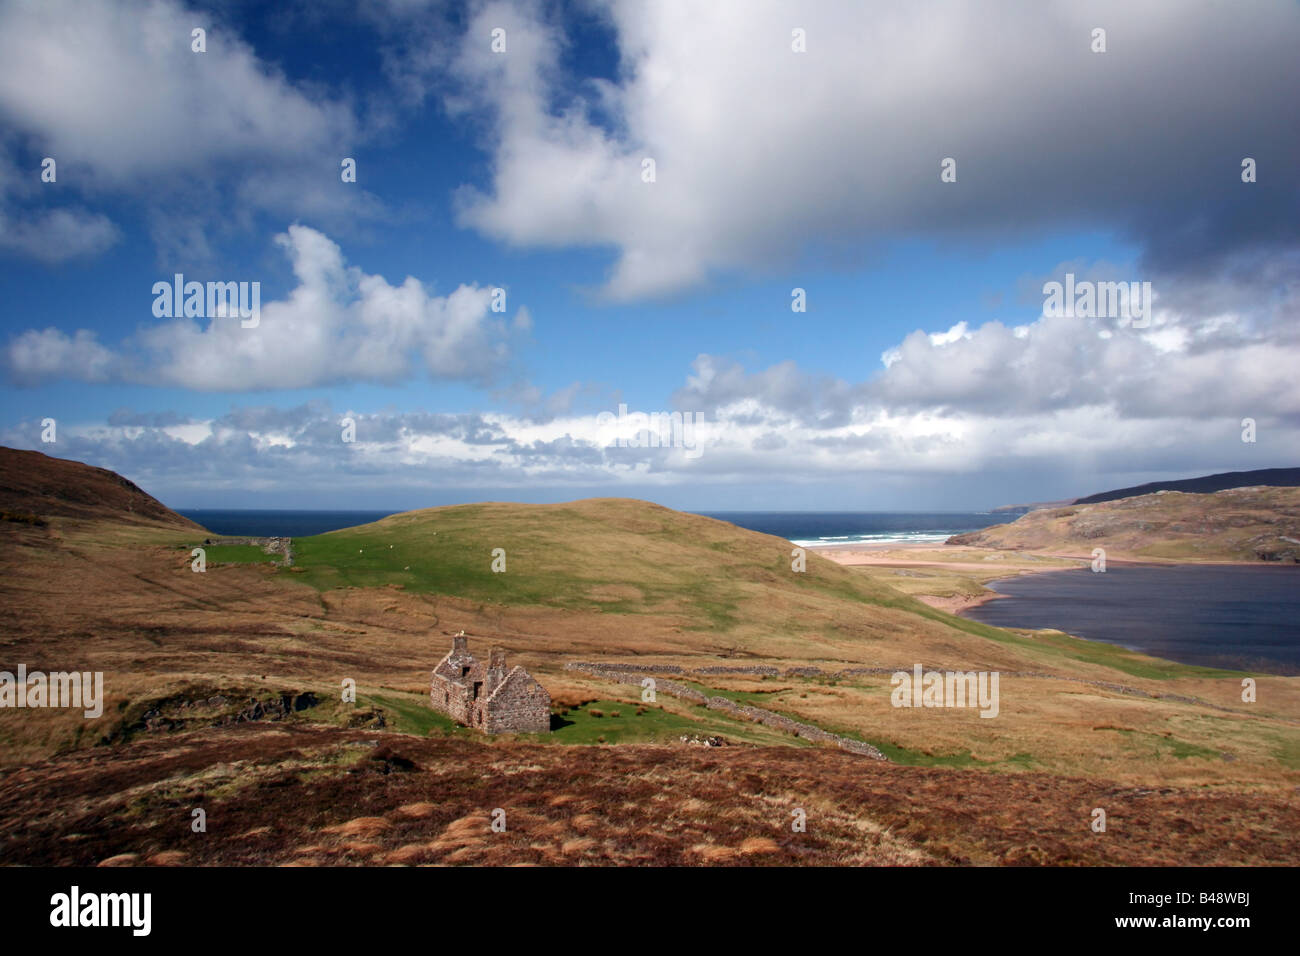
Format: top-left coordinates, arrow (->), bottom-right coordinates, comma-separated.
1,0 -> 1297,512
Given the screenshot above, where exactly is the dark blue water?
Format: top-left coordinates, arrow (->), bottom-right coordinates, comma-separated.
181,509 -> 398,536
696,511 -> 1015,547
965,565 -> 1300,673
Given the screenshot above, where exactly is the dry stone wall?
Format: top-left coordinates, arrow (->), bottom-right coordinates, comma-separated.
566,660 -> 1236,720
564,661 -> 886,760
201,535 -> 294,567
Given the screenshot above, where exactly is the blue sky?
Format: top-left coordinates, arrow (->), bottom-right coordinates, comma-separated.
1,0 -> 1297,511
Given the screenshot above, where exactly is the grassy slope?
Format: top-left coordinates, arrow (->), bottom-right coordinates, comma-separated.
287,499 -> 1244,681
284,498 -> 1232,690
0,446 -> 202,530
6,454 -> 1299,862
290,498 -> 902,624
3,495 -> 1298,799
225,498 -> 1298,788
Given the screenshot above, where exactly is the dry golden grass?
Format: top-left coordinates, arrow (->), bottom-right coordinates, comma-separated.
561,837 -> 598,855
687,843 -> 738,862
383,844 -> 431,865
2,483 -> 1299,866
145,850 -> 187,866
323,816 -> 390,837
949,487 -> 1300,561
336,841 -> 381,855
738,836 -> 781,855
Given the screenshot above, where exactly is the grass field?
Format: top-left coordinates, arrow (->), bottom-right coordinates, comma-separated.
3,495 -> 1298,816
201,544 -> 273,565
160,500 -> 1297,789
288,499 -> 901,629
364,688 -> 803,747
6,450 -> 1300,864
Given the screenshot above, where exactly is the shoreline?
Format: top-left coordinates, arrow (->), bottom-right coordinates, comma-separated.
806,541 -> 1286,615
818,541 -> 1299,627
914,588 -> 1011,615
812,540 -> 1083,613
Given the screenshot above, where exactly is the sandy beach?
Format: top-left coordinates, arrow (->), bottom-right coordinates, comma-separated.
810,540 -> 1088,613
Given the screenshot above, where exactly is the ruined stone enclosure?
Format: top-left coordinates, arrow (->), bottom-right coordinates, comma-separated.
430,637 -> 551,734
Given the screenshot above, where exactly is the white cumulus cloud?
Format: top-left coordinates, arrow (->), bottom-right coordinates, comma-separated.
4,225 -> 525,391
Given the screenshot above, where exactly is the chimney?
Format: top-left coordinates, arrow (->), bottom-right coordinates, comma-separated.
453,634 -> 467,654
485,647 -> 507,694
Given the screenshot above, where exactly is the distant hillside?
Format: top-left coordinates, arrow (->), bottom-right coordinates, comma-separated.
1073,468 -> 1300,505
0,446 -> 202,529
991,499 -> 1073,515
951,486 -> 1300,562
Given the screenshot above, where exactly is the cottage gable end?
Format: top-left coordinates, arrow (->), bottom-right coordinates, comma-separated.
428,639 -> 550,734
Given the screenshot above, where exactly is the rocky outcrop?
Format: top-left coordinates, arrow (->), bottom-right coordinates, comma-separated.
102,689 -> 322,744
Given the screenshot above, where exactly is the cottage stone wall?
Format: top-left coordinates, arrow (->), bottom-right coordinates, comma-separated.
199,535 -> 294,566
431,673 -> 475,726
430,639 -> 550,734
483,668 -> 551,734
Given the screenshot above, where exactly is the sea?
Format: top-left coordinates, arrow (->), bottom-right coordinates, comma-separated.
695,511 -> 1016,547
964,565 -> 1300,673
180,509 -> 399,537
178,508 -> 1013,544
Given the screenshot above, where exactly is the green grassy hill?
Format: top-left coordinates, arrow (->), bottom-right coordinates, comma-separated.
284,497 -> 954,644
291,497 -> 881,608
208,496 -> 1256,680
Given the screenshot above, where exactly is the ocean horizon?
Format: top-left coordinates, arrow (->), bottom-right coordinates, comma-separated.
696,511 -> 1016,547
179,508 -> 1013,543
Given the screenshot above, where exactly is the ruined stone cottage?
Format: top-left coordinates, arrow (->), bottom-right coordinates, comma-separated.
429,636 -> 551,733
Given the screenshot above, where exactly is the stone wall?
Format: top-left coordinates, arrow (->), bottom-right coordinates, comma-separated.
431,673 -> 475,726
565,661 -> 686,675
567,659 -> 1226,719
200,535 -> 293,567
483,668 -> 551,734
432,644 -> 552,733
564,661 -> 885,760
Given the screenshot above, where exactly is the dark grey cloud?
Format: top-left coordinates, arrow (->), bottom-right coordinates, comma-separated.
438,0 -> 1300,302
